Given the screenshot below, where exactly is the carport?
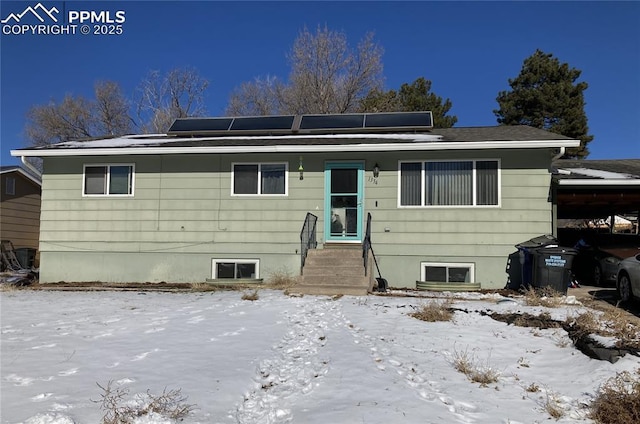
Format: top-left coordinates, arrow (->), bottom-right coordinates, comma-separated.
552,159 -> 640,235
551,160 -> 640,285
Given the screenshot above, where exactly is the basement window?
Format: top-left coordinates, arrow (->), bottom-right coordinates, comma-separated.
212,259 -> 259,279
420,262 -> 475,283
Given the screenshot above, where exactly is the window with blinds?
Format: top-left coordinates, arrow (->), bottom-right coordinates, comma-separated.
399,160 -> 499,207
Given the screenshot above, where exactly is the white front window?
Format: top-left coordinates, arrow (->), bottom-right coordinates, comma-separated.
232,162 -> 288,196
83,164 -> 134,196
399,160 -> 499,207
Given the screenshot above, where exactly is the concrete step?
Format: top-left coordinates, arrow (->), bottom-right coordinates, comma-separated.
302,265 -> 364,279
293,285 -> 369,296
300,275 -> 369,287
307,248 -> 363,258
300,246 -> 372,296
304,256 -> 364,267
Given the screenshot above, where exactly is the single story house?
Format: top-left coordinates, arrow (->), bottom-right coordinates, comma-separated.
11,112 -> 580,292
0,165 -> 42,268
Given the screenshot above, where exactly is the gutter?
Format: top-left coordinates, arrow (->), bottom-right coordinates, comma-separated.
20,156 -> 42,178
11,139 -> 581,158
556,179 -> 640,186
551,147 -> 566,162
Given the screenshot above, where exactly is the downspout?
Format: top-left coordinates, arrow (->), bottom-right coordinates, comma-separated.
551,147 -> 566,163
549,147 -> 565,238
21,156 -> 42,178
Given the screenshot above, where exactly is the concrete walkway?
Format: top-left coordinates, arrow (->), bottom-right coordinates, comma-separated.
569,284 -> 640,325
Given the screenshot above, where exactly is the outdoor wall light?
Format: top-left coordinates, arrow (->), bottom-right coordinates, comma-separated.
298,156 -> 304,180
372,163 -> 380,178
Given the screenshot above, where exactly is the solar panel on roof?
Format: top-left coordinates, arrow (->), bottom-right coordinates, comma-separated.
364,112 -> 432,128
230,115 -> 295,131
168,118 -> 232,133
299,114 -> 365,130
168,111 -> 433,136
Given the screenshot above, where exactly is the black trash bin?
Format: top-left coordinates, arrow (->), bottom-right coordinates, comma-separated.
508,235 -> 559,290
532,246 -> 577,294
14,248 -> 36,269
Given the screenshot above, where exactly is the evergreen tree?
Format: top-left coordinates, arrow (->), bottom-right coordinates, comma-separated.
359,77 -> 457,128
494,49 -> 592,158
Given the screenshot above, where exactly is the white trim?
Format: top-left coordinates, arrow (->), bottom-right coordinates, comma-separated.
11,139 -> 580,158
211,259 -> 260,279
556,178 -> 640,186
397,159 -> 501,208
230,162 -> 289,196
420,262 -> 475,283
0,166 -> 41,186
82,163 -> 135,197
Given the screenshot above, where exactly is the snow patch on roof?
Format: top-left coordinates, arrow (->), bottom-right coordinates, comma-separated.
54,133 -> 444,149
566,167 -> 635,180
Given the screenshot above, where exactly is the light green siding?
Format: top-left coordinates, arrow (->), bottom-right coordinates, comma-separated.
39,149 -> 556,288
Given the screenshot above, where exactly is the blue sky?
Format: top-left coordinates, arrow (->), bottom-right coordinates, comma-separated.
1,1 -> 639,166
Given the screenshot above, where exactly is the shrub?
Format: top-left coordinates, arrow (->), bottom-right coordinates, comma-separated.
526,383 -> 540,393
410,300 -> 454,322
241,290 -> 259,301
590,369 -> 640,424
523,286 -> 563,307
190,282 -> 218,292
452,346 -> 500,386
567,310 -> 640,350
543,391 -> 565,419
266,268 -> 299,289
95,381 -> 195,424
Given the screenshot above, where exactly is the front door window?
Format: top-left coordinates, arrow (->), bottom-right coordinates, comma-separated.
325,163 -> 363,241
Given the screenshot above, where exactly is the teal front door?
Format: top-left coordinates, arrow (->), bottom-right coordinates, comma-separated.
325,162 -> 364,242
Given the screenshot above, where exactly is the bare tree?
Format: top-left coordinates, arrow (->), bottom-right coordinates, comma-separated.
137,67 -> 209,133
94,80 -> 133,136
226,26 -> 384,115
25,80 -> 131,147
226,76 -> 284,116
284,26 -> 384,114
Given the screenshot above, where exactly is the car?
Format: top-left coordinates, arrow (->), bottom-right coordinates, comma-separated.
572,242 -> 621,286
617,254 -> 640,303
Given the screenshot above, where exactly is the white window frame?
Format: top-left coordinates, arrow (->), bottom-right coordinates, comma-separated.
420,262 -> 475,283
5,176 -> 15,195
231,162 -> 288,196
397,159 -> 501,208
211,259 -> 260,279
82,164 -> 135,197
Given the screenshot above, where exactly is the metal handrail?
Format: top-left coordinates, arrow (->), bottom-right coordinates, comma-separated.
300,212 -> 318,272
363,213 -> 387,292
363,213 -> 372,276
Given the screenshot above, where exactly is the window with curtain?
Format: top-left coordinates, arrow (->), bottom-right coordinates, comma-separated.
399,160 -> 499,206
83,164 -> 133,196
233,163 -> 287,195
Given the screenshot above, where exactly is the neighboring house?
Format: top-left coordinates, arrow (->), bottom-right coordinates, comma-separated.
10,112 -> 579,290
0,166 -> 42,267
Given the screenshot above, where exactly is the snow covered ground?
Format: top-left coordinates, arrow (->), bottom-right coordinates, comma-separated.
1,289 -> 638,424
